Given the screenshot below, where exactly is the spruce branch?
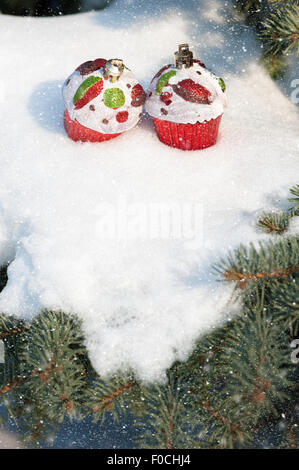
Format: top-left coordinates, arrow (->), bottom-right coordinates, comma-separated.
257,211 -> 289,234
0,376 -> 26,397
268,0 -> 297,8
0,314 -> 27,340
234,1 -> 299,78
288,184 -> 299,217
214,236 -> 299,289
92,381 -> 134,413
233,0 -> 267,29
260,52 -> 288,79
234,0 -> 263,14
18,311 -> 88,422
89,375 -> 139,423
136,371 -> 196,449
212,313 -> 295,438
197,394 -> 245,446
288,421 -> 296,449
260,3 -> 299,56
257,185 -> 299,234
272,278 -> 299,335
0,310 -> 91,447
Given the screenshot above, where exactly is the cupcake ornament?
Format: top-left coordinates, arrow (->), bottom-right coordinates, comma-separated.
63,58 -> 146,142
146,44 -> 227,150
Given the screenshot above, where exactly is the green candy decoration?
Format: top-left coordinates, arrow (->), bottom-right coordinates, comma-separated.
103,88 -> 125,108
73,76 -> 102,104
217,77 -> 226,92
155,70 -> 177,95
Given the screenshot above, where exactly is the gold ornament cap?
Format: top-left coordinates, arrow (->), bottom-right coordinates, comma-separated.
104,59 -> 125,83
174,44 -> 193,69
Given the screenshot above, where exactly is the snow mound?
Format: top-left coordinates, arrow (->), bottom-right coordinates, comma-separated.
0,1 -> 298,382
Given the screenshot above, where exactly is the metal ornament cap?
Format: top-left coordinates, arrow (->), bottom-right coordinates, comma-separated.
174,44 -> 193,69
104,59 -> 125,82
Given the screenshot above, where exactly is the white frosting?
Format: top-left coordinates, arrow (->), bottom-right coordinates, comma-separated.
63,61 -> 144,135
145,62 -> 227,124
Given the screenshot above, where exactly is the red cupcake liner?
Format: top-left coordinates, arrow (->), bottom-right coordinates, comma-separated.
64,109 -> 121,143
152,115 -> 222,151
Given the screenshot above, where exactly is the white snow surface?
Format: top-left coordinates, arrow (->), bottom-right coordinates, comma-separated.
0,0 -> 298,382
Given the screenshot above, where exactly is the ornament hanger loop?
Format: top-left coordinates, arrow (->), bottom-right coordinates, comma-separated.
105,59 -> 125,83
174,44 -> 193,69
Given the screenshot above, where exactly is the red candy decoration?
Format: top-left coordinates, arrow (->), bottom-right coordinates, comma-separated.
131,84 -> 144,99
76,61 -> 94,76
171,79 -> 212,104
116,111 -> 129,123
131,83 -> 146,107
160,92 -> 173,106
74,80 -> 104,110
179,79 -> 211,99
93,58 -> 107,69
76,58 -> 107,76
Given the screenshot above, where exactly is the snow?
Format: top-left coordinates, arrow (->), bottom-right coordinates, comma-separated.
0,0 -> 298,382
0,430 -> 24,449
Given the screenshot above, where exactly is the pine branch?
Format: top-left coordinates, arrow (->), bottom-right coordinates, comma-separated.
198,397 -> 244,442
217,312 -> 295,427
1,353 -> 70,398
224,265 -> 299,286
236,1 -> 299,78
136,371 -> 196,449
260,52 -> 288,79
87,374 -> 141,424
214,236 -> 299,289
260,3 -> 299,56
92,379 -> 135,415
257,211 -> 289,234
0,314 -> 26,341
288,184 -> 299,216
234,0 -> 263,14
0,310 -> 90,447
288,421 -> 296,449
257,186 -> 299,234
233,0 -> 268,29
268,0 -> 297,8
272,278 -> 299,335
0,376 -> 26,397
